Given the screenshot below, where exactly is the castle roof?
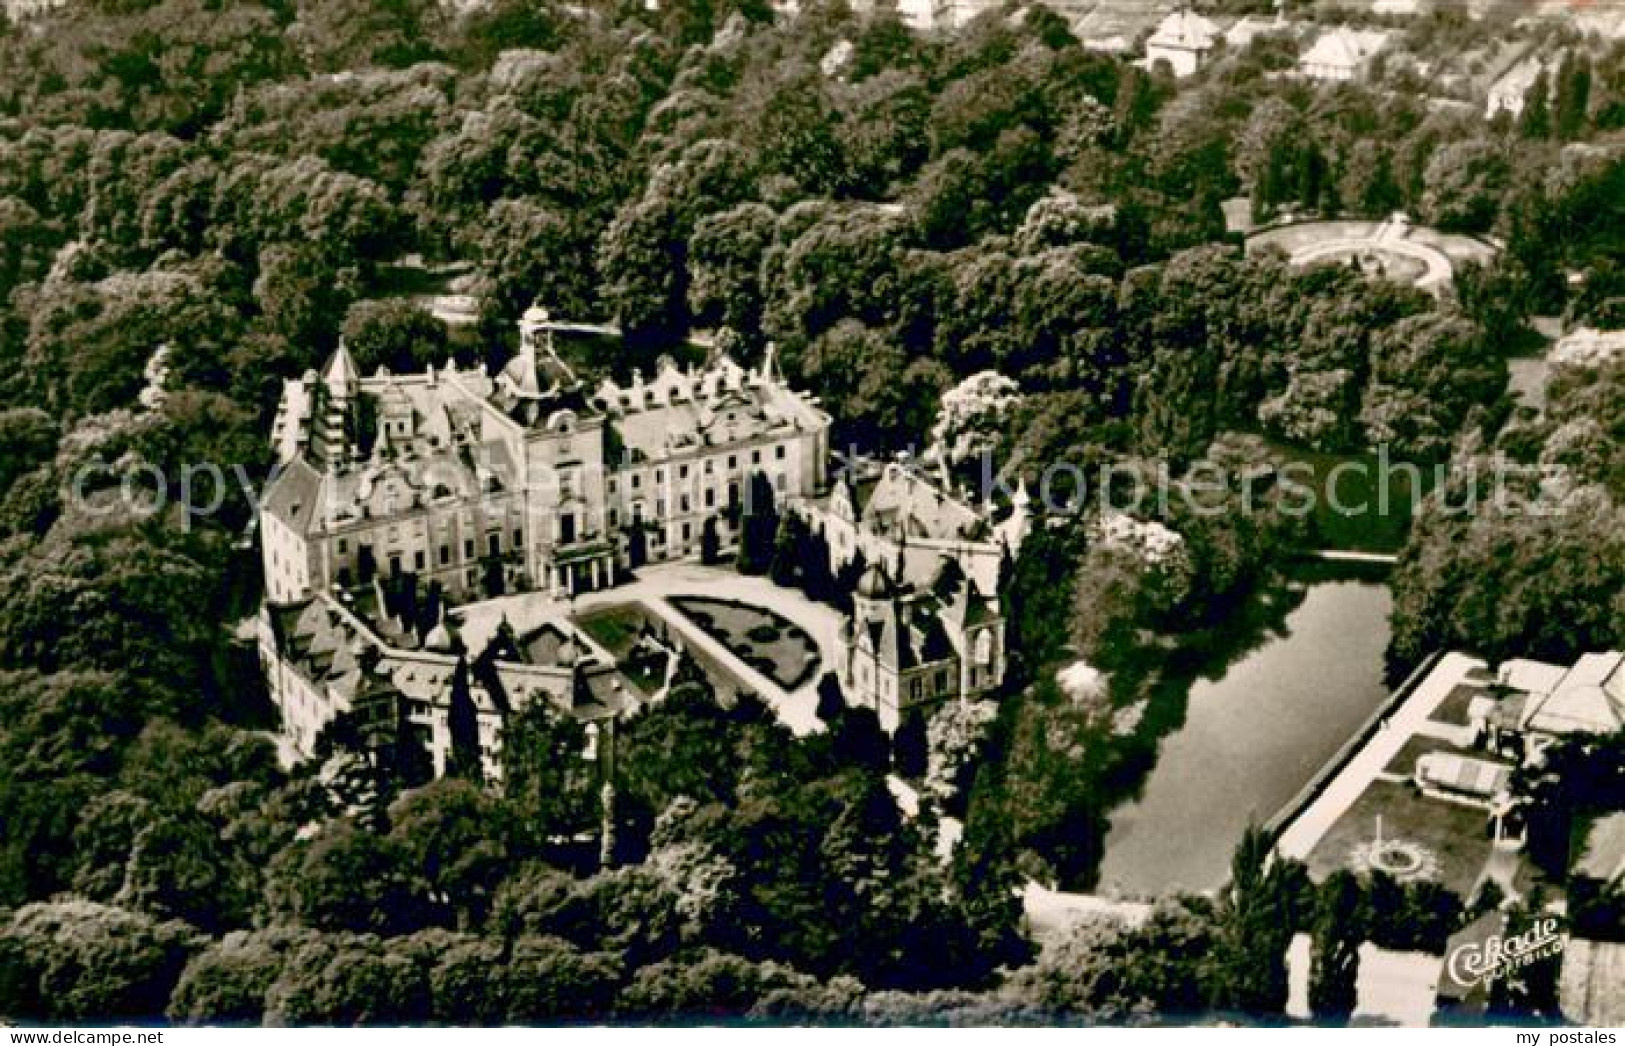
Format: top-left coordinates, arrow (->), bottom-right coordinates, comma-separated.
857,561 -> 894,600
861,462 -> 984,543
598,351 -> 827,463
262,458 -> 323,536
267,590 -> 633,730
324,341 -> 360,389
1301,27 -> 1390,71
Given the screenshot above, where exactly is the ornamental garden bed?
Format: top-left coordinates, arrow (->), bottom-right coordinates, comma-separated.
1305,778 -> 1492,900
575,603 -> 669,696
668,595 -> 820,692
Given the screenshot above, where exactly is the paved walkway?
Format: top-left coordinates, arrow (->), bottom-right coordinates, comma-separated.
453,563 -> 845,736
1274,652 -> 1487,863
1292,234 -> 1455,294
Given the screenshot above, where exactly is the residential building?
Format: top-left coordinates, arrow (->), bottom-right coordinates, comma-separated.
1573,812 -> 1625,895
1411,752 -> 1513,810
1143,8 -> 1220,77
1485,54 -> 1555,120
260,308 -> 1023,766
1479,651 -> 1625,758
799,459 -> 1028,728
258,578 -> 636,775
839,559 -> 1005,731
1298,26 -> 1392,82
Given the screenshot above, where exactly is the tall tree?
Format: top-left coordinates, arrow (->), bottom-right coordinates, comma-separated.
769,514 -> 801,587
735,471 -> 779,575
444,656 -> 483,784
1309,870 -> 1365,1025
500,700 -> 597,853
1553,52 -> 1592,141
1518,70 -> 1552,140
892,711 -> 929,779
1208,825 -> 1300,1018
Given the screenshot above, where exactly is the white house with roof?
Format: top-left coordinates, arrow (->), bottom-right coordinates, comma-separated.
1299,26 -> 1393,82
1486,54 -> 1555,120
1478,651 -> 1625,759
1143,8 -> 1221,77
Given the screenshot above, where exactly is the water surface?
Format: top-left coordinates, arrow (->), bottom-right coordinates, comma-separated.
1096,577 -> 1393,895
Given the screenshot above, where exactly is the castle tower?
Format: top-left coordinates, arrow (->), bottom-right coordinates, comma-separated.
759,341 -> 782,386
510,304 -> 548,399
853,560 -> 895,625
311,340 -> 360,469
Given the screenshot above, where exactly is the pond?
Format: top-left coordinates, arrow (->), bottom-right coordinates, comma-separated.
1094,571 -> 1394,896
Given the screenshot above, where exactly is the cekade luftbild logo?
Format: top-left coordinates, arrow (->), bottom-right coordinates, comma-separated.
1446,917 -> 1567,988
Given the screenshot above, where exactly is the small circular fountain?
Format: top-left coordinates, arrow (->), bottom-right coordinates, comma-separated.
1367,840 -> 1425,876
1347,815 -> 1441,882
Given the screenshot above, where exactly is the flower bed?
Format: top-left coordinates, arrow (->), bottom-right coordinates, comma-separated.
669,595 -> 820,692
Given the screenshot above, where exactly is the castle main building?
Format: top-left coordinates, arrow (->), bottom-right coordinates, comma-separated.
261,308 -> 832,606
257,308 -> 1018,773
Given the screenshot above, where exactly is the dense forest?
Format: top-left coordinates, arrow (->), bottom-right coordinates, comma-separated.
0,0 -> 1621,1024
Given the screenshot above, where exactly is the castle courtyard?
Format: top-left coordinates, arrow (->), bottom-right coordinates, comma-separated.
449,561 -> 848,736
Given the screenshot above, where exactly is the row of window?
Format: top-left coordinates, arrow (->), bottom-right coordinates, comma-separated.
609,444 -> 788,496
608,471 -> 788,528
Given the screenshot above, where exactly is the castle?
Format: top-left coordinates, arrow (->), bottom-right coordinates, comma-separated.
798,460 -> 1029,729
261,306 -> 831,606
257,308 -> 1019,774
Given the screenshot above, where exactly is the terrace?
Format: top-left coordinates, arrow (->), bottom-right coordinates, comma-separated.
1275,654 -> 1526,903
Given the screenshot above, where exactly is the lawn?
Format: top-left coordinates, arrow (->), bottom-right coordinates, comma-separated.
669,595 -> 821,692
576,603 -> 652,660
1306,779 -> 1493,899
586,600 -> 765,701
1381,733 -> 1481,778
575,603 -> 670,696
1429,682 -> 1492,729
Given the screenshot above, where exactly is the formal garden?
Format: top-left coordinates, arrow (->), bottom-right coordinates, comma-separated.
572,603 -> 670,695
1305,778 -> 1493,900
668,595 -> 821,692
1246,217 -> 1498,297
